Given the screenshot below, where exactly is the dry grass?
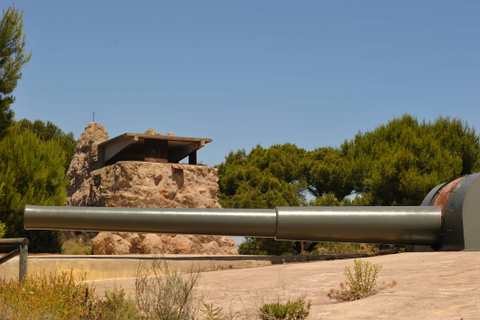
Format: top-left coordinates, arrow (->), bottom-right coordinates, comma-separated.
199,303 -> 252,320
0,262 -> 256,319
0,272 -> 140,320
0,262 -> 315,320
95,289 -> 140,319
0,272 -> 94,319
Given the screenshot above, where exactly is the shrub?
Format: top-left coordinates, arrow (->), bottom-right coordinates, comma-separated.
94,289 -> 140,320
259,298 -> 310,320
200,302 -> 249,320
0,125 -> 67,252
313,242 -> 378,255
238,237 -> 297,255
0,272 -> 142,320
328,259 -> 381,301
62,238 -> 93,255
135,261 -> 200,320
201,303 -> 227,320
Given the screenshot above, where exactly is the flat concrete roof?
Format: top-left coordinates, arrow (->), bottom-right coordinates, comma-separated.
97,132 -> 212,167
98,133 -> 212,146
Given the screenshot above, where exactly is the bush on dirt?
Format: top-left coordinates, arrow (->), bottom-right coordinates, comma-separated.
135,261 -> 200,320
259,298 -> 311,320
328,259 -> 381,301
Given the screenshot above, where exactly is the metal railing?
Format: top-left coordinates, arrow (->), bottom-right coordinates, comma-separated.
0,238 -> 28,282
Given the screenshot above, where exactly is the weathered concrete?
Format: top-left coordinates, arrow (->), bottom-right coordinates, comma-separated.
0,255 -> 272,281
92,252 -> 480,320
0,253 -> 370,281
2,252 -> 478,318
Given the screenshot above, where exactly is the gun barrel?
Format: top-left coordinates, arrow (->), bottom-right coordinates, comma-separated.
24,206 -> 276,237
276,206 -> 441,244
24,205 -> 441,245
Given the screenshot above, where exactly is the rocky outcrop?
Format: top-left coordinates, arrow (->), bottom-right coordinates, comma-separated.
66,122 -> 109,198
67,123 -> 237,255
71,161 -> 221,208
92,233 -> 237,255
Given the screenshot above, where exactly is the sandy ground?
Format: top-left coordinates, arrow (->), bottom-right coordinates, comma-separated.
92,252 -> 480,320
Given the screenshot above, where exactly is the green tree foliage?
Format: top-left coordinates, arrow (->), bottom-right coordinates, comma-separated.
313,192 -> 342,206
238,237 -> 297,256
340,115 -> 480,205
218,144 -> 308,255
219,115 -> 480,255
0,183 -> 5,238
16,119 -> 76,170
307,147 -> 353,200
0,222 -> 5,238
0,7 -> 30,136
218,144 -> 308,208
0,125 -> 67,252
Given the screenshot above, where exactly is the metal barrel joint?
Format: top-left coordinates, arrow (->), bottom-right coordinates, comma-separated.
25,204 -> 442,245
275,206 -> 441,244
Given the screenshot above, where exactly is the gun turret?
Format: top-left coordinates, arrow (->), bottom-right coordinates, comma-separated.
24,173 -> 480,251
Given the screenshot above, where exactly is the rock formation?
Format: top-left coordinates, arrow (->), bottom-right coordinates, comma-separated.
66,122 -> 109,197
67,123 -> 237,255
71,161 -> 220,208
91,233 -> 236,255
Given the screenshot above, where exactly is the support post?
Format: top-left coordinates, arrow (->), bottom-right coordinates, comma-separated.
19,240 -> 28,283
188,150 -> 197,165
0,238 -> 29,283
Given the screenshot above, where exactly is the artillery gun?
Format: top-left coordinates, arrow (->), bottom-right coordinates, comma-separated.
24,173 -> 480,251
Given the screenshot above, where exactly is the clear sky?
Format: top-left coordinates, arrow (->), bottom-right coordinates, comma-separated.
6,1 -> 480,165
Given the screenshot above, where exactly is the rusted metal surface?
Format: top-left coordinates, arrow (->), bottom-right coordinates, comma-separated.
433,177 -> 464,209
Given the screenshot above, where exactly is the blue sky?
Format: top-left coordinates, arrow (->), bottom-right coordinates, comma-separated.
5,1 -> 480,165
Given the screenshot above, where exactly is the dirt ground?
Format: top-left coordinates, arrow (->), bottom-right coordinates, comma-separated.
92,252 -> 480,320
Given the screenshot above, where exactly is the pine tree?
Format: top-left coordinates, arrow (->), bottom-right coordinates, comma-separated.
0,6 -> 31,135
0,125 -> 67,251
341,115 -> 480,205
218,115 -> 480,255
16,118 -> 76,170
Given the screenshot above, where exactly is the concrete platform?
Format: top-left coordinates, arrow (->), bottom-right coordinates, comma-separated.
0,253 -> 370,281
0,254 -> 273,280
92,252 -> 480,320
